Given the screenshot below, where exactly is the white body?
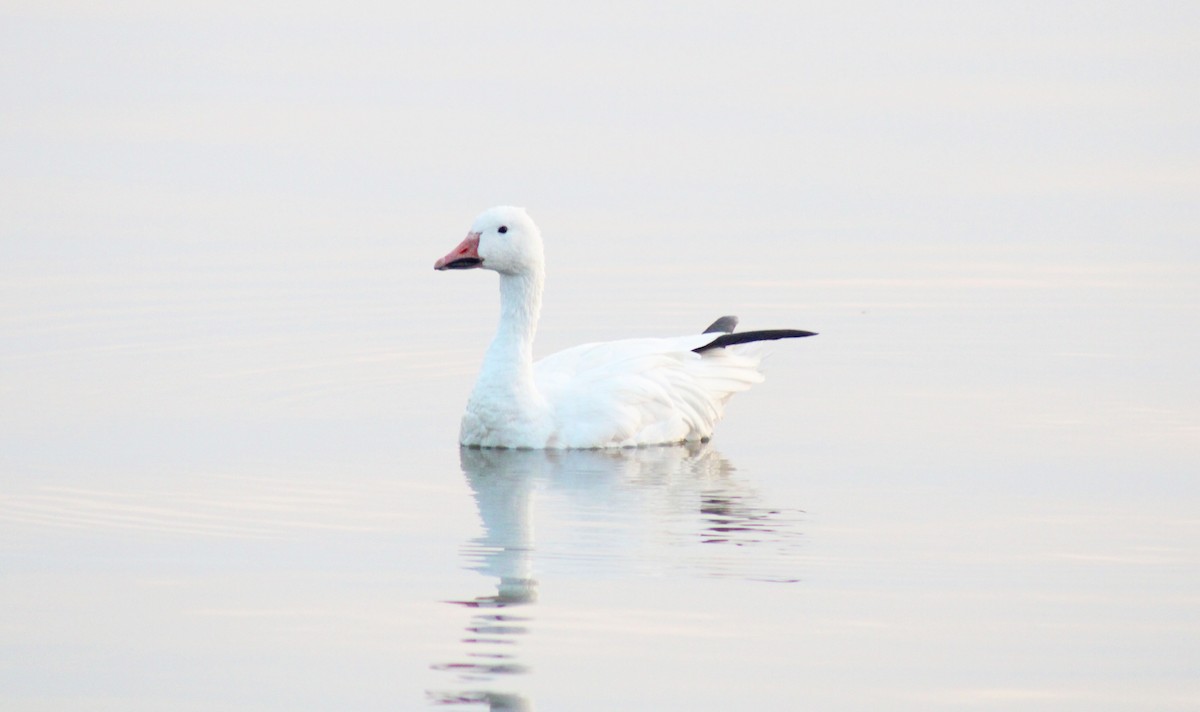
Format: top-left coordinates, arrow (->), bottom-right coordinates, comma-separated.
436,206 -> 777,449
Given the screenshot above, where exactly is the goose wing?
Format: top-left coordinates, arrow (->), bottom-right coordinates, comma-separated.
533,334 -> 765,447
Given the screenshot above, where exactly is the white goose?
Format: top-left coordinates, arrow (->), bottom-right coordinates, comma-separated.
434,206 -> 816,449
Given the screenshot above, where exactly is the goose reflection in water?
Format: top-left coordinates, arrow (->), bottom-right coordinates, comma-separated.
428,443 -> 805,709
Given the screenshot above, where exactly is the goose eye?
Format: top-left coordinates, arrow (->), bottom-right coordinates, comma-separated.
498,225 -> 508,234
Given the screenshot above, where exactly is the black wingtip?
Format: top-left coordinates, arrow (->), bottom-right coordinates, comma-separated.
693,329 -> 817,353
702,316 -> 739,334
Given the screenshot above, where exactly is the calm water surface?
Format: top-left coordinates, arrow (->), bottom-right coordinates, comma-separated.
2,244 -> 1197,711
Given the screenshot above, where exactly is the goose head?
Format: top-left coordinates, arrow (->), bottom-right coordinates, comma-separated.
434,206 -> 544,276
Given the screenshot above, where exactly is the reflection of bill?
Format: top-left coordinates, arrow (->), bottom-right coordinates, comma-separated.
425,690 -> 531,711
428,444 -> 806,706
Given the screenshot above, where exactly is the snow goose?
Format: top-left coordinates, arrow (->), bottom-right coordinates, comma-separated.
434,206 -> 816,449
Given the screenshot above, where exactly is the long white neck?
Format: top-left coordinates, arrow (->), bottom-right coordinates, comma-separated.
472,266 -> 545,406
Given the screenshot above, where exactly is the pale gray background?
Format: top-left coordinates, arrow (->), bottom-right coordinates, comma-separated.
2,2 -> 1197,710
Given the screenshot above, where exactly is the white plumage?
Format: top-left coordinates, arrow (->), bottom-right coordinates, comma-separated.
434,206 -> 814,449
